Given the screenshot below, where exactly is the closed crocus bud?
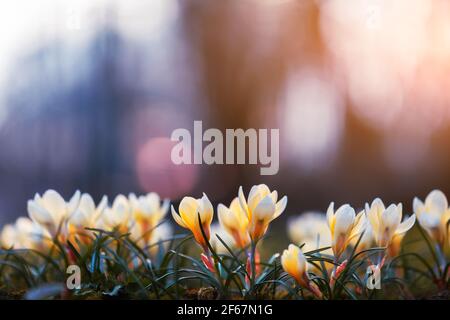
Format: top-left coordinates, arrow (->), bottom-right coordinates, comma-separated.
129,192 -> 170,243
281,244 -> 309,287
27,189 -> 80,237
414,190 -> 450,247
238,184 -> 287,242
100,195 -> 132,233
171,193 -> 214,251
327,203 -> 365,259
366,198 -> 415,255
281,244 -> 322,298
218,198 -> 250,248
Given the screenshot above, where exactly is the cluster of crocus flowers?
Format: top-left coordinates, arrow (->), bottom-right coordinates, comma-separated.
0,189 -> 171,256
2,186 -> 449,299
283,196 -> 418,292
171,184 -> 288,275
171,184 -> 287,250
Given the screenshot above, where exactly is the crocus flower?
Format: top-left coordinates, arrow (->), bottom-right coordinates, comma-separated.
27,189 -> 80,238
68,193 -> 107,244
129,192 -> 169,243
69,194 -> 107,230
99,194 -> 133,233
238,184 -> 287,242
171,194 -> 213,250
366,198 -> 415,255
281,244 -> 322,298
326,203 -> 365,259
0,217 -> 49,250
414,190 -> 450,247
218,198 -> 251,248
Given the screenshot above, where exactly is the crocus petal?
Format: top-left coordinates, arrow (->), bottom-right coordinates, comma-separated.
68,190 -> 81,213
248,185 -> 266,213
171,206 -> 187,228
426,190 -> 448,213
418,213 -> 439,229
326,202 -> 335,229
395,214 -> 416,235
270,190 -> 278,204
28,201 -> 54,226
334,205 -> 355,236
199,193 -> 213,225
253,195 -> 276,221
413,197 -> 424,214
238,186 -> 249,216
381,204 -> 402,231
179,196 -> 198,228
272,196 -> 288,220
42,190 -> 67,222
218,203 -> 240,229
161,199 -> 170,218
366,204 -> 379,234
371,198 -> 385,216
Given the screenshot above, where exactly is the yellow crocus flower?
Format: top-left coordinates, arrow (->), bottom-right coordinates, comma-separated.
129,192 -> 169,243
238,184 -> 287,242
326,202 -> 365,259
218,198 -> 250,248
281,244 -> 322,298
281,244 -> 309,287
366,198 -> 415,255
171,194 -> 213,250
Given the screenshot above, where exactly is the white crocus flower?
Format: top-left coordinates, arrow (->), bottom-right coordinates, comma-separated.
69,193 -> 108,229
326,203 -> 365,259
129,192 -> 169,242
414,190 -> 450,247
238,184 -> 287,242
365,198 -> 415,256
27,189 -> 80,237
1,217 -> 49,250
100,194 -> 133,233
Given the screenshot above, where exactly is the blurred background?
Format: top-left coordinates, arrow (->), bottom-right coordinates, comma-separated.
1,0 -> 450,230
